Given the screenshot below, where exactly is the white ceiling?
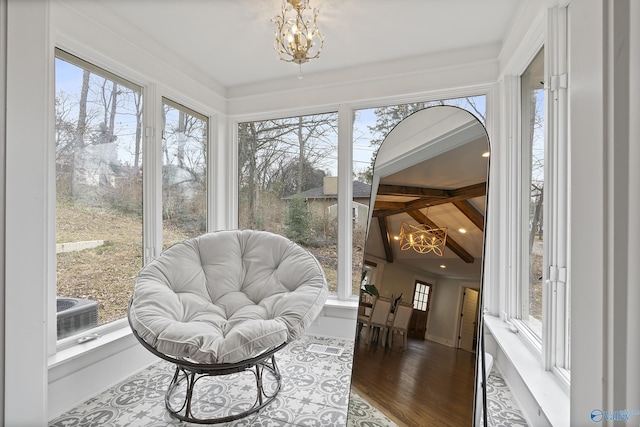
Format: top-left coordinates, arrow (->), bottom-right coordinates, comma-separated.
94,0 -> 525,89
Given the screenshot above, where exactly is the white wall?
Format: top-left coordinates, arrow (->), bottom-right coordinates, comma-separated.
0,0 -> 6,422
569,0 -> 640,422
375,261 -> 481,347
628,0 -> 640,411
428,279 -> 480,347
427,278 -> 460,346
5,1 -> 50,425
377,262 -> 423,301
568,1 -> 605,421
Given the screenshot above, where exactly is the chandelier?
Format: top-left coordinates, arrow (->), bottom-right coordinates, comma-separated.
273,0 -> 324,77
398,221 -> 448,256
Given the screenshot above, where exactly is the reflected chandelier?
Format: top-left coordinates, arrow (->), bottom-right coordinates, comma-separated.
272,0 -> 324,77
398,221 -> 448,256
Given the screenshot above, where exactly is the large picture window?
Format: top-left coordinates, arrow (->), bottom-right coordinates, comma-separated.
520,48 -> 545,338
162,98 -> 208,248
237,113 -> 339,292
54,49 -> 143,339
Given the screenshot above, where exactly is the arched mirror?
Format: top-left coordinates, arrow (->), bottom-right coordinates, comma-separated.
348,106 -> 490,426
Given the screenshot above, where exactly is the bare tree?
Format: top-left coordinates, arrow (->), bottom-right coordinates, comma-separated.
238,113 -> 338,230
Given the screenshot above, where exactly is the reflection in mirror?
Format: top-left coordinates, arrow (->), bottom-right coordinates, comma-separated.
348,106 -> 490,426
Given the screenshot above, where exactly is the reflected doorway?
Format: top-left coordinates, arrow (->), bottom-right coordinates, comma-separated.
458,287 -> 479,352
408,280 -> 431,339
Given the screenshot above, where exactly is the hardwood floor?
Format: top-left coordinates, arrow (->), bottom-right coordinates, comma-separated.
350,335 -> 477,427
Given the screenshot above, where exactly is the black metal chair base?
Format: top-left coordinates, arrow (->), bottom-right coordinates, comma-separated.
164,351 -> 283,424
128,314 -> 286,425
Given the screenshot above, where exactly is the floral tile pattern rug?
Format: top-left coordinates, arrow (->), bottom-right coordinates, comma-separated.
49,335 -> 527,427
49,335 -> 354,427
484,366 -> 529,427
347,389 -> 398,427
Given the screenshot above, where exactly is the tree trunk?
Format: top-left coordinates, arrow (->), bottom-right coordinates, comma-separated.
529,188 -> 543,253
177,110 -> 186,168
108,81 -> 117,142
296,116 -> 304,194
72,69 -> 90,198
134,92 -> 142,171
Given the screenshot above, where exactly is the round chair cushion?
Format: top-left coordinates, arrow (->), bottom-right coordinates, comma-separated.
129,230 -> 328,364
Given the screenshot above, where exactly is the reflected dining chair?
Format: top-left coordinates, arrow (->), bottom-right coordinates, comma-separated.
356,296 -> 376,340
387,302 -> 413,350
364,297 -> 392,346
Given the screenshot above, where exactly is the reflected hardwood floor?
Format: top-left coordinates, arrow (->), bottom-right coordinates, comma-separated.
350,335 -> 476,427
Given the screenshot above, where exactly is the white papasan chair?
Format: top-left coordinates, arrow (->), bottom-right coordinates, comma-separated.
128,229 -> 328,424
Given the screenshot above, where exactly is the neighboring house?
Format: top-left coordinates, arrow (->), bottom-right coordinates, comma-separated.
283,177 -> 371,229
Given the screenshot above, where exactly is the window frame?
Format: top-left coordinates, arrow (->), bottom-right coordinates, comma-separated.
51,47 -> 493,353
513,46 -> 546,350
412,280 -> 432,312
161,96 -> 210,247
51,49 -> 215,353
507,6 -> 570,388
230,91 -> 490,302
53,48 -> 146,349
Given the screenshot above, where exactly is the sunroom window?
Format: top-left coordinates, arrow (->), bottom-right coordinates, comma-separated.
237,113 -> 339,292
520,48 -> 545,338
54,49 -> 143,340
162,98 -> 208,248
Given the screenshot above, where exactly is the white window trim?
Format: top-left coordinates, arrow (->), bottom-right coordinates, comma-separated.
49,46 -> 494,361
500,4 -> 570,394
51,51 -> 218,353
229,88 -> 491,303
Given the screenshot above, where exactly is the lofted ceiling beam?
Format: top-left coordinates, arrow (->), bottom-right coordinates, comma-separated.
377,184 -> 449,198
373,182 -> 487,217
453,199 -> 485,231
377,216 -> 394,263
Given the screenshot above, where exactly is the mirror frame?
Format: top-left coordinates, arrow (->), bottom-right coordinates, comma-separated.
351,105 -> 491,426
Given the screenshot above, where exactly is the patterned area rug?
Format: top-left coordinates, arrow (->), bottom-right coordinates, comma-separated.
49,335 -> 354,426
485,366 -> 529,426
347,389 -> 398,427
48,334 -> 527,427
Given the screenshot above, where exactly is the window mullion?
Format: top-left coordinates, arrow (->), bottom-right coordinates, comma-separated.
337,104 -> 353,300
143,83 -> 162,263
545,5 -> 570,373
503,74 -> 522,321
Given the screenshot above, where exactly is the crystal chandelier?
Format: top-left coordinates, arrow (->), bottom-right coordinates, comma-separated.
398,221 -> 448,256
272,0 -> 324,77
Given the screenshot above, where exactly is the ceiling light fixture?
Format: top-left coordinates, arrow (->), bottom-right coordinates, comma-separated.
272,0 -> 324,79
398,221 -> 448,256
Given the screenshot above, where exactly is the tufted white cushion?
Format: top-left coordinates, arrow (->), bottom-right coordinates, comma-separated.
129,230 -> 328,364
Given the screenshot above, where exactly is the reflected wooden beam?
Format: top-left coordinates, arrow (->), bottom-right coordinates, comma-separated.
453,200 -> 485,231
377,216 -> 394,263
373,182 -> 486,217
377,184 -> 449,198
407,210 -> 475,263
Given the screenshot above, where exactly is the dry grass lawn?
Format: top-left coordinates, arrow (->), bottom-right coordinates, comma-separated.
57,204 -> 188,325
56,204 -> 343,326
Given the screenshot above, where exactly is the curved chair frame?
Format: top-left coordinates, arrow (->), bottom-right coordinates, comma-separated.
128,309 -> 286,424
